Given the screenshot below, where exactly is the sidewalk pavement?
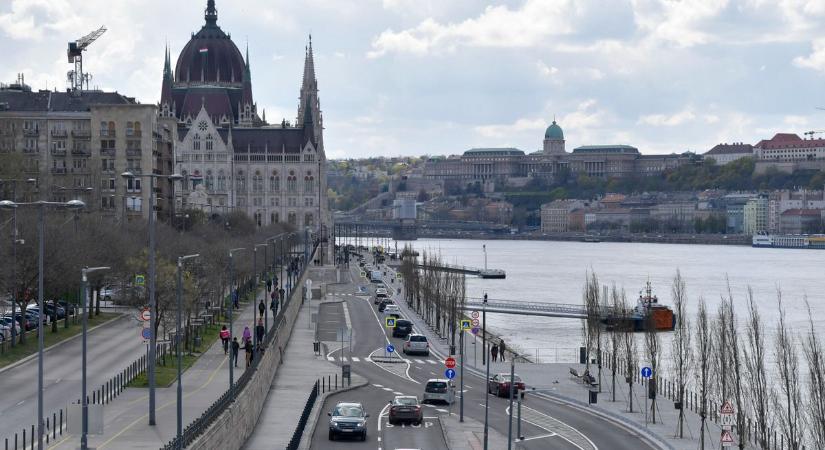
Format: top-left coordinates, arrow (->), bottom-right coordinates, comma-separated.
439,413 -> 508,450
53,290 -> 266,450
379,263 -> 756,450
244,265 -> 367,450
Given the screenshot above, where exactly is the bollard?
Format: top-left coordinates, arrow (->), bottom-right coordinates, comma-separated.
22,430 -> 25,450
52,413 -> 56,439
60,409 -> 63,435
335,374 -> 338,390
45,417 -> 49,444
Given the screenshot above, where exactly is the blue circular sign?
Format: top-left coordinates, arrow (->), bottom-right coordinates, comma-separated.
386,344 -> 395,353
641,366 -> 652,378
445,368 -> 456,379
141,328 -> 152,340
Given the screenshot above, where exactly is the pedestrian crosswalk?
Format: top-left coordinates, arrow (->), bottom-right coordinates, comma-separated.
324,356 -> 445,365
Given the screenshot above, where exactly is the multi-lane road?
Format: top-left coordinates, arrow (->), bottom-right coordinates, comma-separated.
309,255 -> 658,450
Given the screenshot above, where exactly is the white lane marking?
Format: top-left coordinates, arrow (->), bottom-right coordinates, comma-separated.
382,387 -> 393,391
393,391 -> 404,395
327,356 -> 335,361
436,408 -> 448,413
16,401 -> 24,406
427,360 -> 437,364
505,404 -> 592,450
351,356 -> 360,362
326,346 -> 343,358
377,402 -> 391,432
415,359 -> 425,364
341,357 -> 348,362
519,432 -> 559,441
342,301 -> 352,329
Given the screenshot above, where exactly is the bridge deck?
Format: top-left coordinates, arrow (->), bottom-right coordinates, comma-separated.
460,297 -> 617,319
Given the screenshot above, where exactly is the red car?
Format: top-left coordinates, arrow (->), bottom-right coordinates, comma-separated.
487,373 -> 525,398
388,395 -> 423,425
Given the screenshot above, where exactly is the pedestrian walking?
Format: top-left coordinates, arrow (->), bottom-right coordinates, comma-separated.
242,325 -> 252,345
271,296 -> 279,316
233,288 -> 239,309
499,339 -> 506,362
244,339 -> 253,368
279,288 -> 285,302
491,343 -> 499,362
256,318 -> 265,346
219,325 -> 230,354
258,300 -> 265,318
266,279 -> 272,292
231,337 -> 240,367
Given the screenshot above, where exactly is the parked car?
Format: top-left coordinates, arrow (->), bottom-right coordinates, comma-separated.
25,306 -> 51,324
422,379 -> 455,404
487,373 -> 526,398
328,402 -> 369,441
402,334 -> 429,356
43,302 -> 66,320
388,396 -> 422,425
7,311 -> 39,330
57,301 -> 78,316
392,319 -> 413,338
0,316 -> 22,335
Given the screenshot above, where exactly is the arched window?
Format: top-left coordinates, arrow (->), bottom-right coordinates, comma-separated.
288,212 -> 297,225
304,173 -> 314,193
108,121 -> 115,136
252,171 -> 263,193
205,170 -> 214,191
193,134 -> 201,150
126,122 -> 134,136
236,170 -> 246,191
287,170 -> 297,193
205,134 -> 213,150
271,212 -> 279,224
217,170 -> 226,191
270,171 -> 279,192
304,213 -> 314,227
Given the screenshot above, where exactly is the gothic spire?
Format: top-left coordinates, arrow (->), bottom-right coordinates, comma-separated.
163,43 -> 172,79
205,0 -> 218,26
245,43 -> 251,80
301,34 -> 316,92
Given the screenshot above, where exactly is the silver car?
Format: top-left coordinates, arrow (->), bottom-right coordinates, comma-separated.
402,333 -> 429,356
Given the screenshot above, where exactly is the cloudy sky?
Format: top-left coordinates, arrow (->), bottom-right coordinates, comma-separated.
3,0 -> 825,158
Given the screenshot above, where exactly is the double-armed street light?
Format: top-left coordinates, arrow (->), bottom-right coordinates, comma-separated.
176,254 -> 199,449
120,170 -> 182,425
80,266 -> 110,450
0,198 -> 86,450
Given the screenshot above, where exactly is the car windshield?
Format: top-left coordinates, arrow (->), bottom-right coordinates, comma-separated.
498,375 -> 522,382
395,397 -> 418,406
410,335 -> 427,342
333,405 -> 363,417
396,320 -> 411,327
426,382 -> 447,392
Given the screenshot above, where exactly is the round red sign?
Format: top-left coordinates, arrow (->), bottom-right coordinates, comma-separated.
445,357 -> 456,369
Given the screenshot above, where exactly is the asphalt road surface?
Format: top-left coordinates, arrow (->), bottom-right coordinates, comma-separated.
309,255 -> 658,450
0,314 -> 145,441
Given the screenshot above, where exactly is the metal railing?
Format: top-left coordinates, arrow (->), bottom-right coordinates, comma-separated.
286,381 -> 318,450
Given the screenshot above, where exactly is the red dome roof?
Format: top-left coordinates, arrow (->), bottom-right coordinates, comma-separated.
174,4 -> 246,85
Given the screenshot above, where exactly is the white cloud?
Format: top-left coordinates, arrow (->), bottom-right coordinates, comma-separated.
536,61 -> 558,77
638,109 -> 697,126
474,117 -> 546,139
794,38 -> 825,72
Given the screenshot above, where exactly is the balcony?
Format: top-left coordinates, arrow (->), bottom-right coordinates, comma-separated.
22,147 -> 38,154
71,129 -> 91,139
51,167 -> 67,175
126,148 -> 142,157
50,148 -> 67,157
100,148 -> 115,157
126,131 -> 142,138
50,129 -> 68,138
22,129 -> 40,137
71,148 -> 92,156
100,131 -> 116,138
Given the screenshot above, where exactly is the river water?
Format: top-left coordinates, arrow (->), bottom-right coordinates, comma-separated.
385,238 -> 824,363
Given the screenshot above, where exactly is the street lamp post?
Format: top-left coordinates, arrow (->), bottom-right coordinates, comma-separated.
483,292 -> 490,450
121,171 -> 181,425
80,266 -> 109,450
228,247 -> 246,400
176,254 -> 199,449
0,199 -> 85,450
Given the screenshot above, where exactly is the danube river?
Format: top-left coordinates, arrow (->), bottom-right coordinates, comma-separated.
390,238 -> 824,362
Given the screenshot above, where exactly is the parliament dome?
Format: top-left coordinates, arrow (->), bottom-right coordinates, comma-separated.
545,120 -> 564,140
174,0 -> 247,85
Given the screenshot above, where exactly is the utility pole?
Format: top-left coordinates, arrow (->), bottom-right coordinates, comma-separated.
483,292 -> 490,450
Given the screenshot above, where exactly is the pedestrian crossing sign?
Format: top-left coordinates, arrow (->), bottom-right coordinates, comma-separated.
460,319 -> 472,330
385,317 -> 396,328
135,274 -> 145,286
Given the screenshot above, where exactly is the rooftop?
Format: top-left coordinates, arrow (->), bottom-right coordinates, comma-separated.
463,148 -> 525,157
705,143 -> 754,155
572,145 -> 640,154
0,89 -> 136,113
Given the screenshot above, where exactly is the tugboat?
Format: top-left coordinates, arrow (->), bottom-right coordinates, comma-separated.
603,282 -> 676,332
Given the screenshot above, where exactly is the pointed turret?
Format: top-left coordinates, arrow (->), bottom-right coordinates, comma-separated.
160,44 -> 174,118
205,0 -> 218,26
297,35 -> 320,127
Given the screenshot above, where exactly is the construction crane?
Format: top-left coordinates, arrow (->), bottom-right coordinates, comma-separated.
67,26 -> 106,93
804,130 -> 825,139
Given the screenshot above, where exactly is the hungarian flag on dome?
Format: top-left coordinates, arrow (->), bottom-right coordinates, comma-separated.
199,48 -> 208,53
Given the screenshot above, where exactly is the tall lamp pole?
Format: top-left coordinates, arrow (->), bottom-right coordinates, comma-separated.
80,266 -> 109,450
0,199 -> 85,450
228,247 -> 246,399
482,292 -> 490,450
121,171 -> 181,425
175,254 -> 199,449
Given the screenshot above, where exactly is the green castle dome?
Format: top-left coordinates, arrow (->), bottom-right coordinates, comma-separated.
545,120 -> 564,140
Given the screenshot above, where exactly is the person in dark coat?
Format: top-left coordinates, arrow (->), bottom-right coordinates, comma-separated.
244,339 -> 253,368
266,279 -> 272,292
499,339 -> 506,362
491,343 -> 499,362
231,337 -> 240,367
258,300 -> 265,318
255,318 -> 265,346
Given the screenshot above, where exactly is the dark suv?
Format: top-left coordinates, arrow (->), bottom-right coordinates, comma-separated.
392,319 -> 413,338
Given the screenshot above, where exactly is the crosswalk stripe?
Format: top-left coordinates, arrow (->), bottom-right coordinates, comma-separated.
327,356 -> 335,361
341,357 -> 348,362
427,360 -> 437,364
351,357 -> 360,362
415,359 -> 426,364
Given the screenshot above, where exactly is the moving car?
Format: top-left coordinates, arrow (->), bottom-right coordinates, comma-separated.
423,379 -> 455,404
328,402 -> 369,441
388,396 -> 423,425
488,373 -> 526,398
391,319 -> 413,338
378,299 -> 395,312
402,334 -> 429,356
382,304 -> 401,318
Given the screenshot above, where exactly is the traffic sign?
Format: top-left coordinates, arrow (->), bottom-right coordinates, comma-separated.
139,308 -> 150,321
720,400 -> 734,415
720,400 -> 735,430
385,317 -> 396,328
386,344 -> 395,353
641,367 -> 652,378
460,319 -> 471,330
471,311 -> 479,319
471,318 -> 480,327
445,357 -> 456,369
135,274 -> 145,286
721,429 -> 734,447
471,327 -> 479,335
360,271 -> 366,278
141,328 -> 151,340
445,369 -> 456,379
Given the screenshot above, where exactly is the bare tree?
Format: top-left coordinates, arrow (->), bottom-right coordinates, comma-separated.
802,297 -> 825,449
774,291 -> 805,450
608,285 -> 623,402
695,297 -> 712,449
621,294 -> 638,413
724,287 -> 746,450
742,287 -> 771,449
671,270 -> 692,437
582,271 -> 600,375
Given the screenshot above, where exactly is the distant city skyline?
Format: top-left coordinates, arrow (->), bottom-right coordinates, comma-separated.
4,0 -> 825,158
